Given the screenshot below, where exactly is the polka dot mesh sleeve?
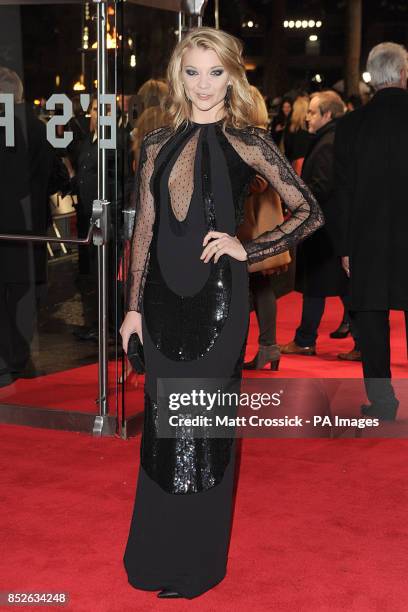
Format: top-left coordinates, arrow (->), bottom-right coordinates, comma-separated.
225,126 -> 325,265
127,136 -> 157,312
168,129 -> 199,221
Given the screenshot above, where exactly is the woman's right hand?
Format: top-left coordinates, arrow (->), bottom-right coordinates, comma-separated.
120,311 -> 142,354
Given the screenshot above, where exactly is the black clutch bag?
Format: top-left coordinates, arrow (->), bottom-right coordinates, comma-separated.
127,333 -> 145,374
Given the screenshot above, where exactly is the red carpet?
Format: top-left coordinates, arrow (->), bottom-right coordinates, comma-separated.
1,424 -> 408,611
1,293 -> 406,413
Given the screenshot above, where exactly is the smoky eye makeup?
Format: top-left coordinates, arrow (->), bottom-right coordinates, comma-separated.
183,66 -> 225,77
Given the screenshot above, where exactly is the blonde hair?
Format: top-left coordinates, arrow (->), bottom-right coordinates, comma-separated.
289,96 -> 309,133
165,27 -> 254,130
136,79 -> 168,115
132,106 -> 169,169
249,86 -> 269,130
0,67 -> 23,103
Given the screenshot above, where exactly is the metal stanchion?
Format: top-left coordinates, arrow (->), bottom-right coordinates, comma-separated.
93,0 -> 110,435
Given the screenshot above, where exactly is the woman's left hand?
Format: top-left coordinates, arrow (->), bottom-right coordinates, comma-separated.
201,231 -> 248,264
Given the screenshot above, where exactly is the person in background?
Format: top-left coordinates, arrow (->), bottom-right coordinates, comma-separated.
329,91 -> 362,338
283,95 -> 312,175
334,42 -> 408,421
70,95 -> 122,341
0,67 -> 69,386
281,90 -> 360,359
346,94 -> 362,112
239,86 -> 290,370
65,95 -> 89,174
130,104 -> 169,171
70,95 -> 98,278
270,96 -> 292,149
118,101 -> 169,383
130,78 -> 168,124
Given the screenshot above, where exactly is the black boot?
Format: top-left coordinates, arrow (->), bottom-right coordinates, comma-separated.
157,589 -> 184,599
244,344 -> 280,371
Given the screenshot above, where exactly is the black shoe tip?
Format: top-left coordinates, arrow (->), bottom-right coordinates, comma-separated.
157,589 -> 183,599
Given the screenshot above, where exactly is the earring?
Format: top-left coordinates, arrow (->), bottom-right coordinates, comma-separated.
224,84 -> 232,109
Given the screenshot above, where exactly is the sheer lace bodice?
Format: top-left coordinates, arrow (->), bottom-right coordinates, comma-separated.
127,122 -> 324,312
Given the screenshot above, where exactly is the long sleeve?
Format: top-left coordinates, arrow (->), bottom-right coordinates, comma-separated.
126,136 -> 156,312
225,127 -> 324,265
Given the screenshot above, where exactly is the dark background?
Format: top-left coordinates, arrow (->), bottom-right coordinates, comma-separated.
1,1 -> 408,103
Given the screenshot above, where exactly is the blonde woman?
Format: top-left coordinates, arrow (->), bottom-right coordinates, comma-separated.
130,78 -> 169,169
131,105 -> 169,171
120,27 -> 323,599
283,95 -> 312,175
134,78 -> 168,116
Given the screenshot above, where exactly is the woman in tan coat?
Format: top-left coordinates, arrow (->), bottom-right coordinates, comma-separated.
239,86 -> 292,370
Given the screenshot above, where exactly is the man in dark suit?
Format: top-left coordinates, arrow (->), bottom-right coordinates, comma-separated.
281,91 -> 360,358
333,42 -> 408,421
0,67 -> 69,386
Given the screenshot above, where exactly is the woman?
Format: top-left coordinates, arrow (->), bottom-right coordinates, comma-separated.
283,95 -> 312,175
239,86 -> 291,370
270,96 -> 292,149
71,95 -> 98,277
131,105 -> 169,171
134,78 -> 169,118
120,27 -> 323,599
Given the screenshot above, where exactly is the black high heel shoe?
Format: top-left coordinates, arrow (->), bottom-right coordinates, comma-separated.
330,321 -> 350,339
244,344 -> 280,371
157,589 -> 183,598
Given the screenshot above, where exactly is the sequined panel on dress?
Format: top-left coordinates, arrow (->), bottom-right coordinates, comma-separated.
141,391 -> 234,494
143,246 -> 232,361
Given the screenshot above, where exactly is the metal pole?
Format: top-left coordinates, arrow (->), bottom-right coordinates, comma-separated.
178,11 -> 182,41
182,1 -> 208,30
81,5 -> 86,87
0,225 -> 94,245
96,0 -> 109,423
214,0 -> 219,29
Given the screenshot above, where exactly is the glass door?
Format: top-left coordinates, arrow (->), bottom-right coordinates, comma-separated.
0,0 -> 120,435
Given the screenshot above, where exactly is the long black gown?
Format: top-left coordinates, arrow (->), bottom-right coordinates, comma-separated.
123,119 -> 323,598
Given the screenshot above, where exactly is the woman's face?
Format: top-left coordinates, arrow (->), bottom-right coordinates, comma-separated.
282,101 -> 292,116
181,46 -> 230,121
90,99 -> 98,133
